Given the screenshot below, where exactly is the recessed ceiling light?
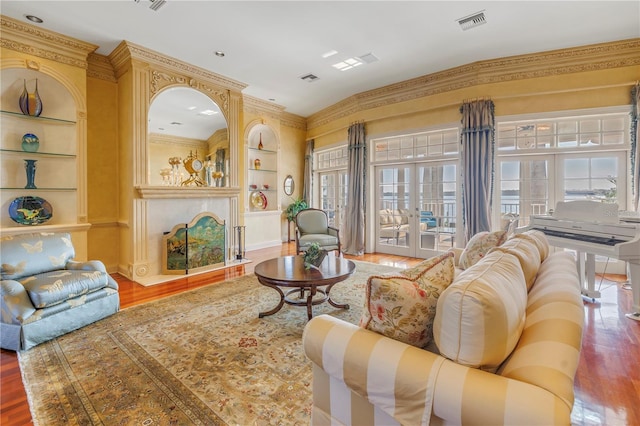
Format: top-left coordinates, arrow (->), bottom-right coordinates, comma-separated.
214,51 -> 225,57
322,50 -> 338,59
269,98 -> 276,102
332,57 -> 363,71
199,109 -> 218,116
187,106 -> 197,111
26,15 -> 43,23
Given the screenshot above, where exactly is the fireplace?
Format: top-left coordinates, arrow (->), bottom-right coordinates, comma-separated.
162,212 -> 226,274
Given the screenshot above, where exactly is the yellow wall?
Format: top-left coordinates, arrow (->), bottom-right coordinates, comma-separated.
87,75 -> 119,269
279,124 -> 307,204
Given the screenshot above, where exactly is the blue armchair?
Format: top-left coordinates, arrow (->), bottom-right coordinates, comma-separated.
1,232 -> 120,351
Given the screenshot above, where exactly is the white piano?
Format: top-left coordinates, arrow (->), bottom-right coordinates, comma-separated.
518,200 -> 640,321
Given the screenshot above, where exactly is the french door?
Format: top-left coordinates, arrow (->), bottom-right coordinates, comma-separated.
319,171 -> 348,236
375,162 -> 459,258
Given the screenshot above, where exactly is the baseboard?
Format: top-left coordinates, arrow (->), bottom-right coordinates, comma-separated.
245,239 -> 283,252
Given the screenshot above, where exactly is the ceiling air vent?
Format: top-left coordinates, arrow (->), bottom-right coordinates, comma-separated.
300,73 -> 319,83
357,53 -> 379,64
457,11 -> 486,31
149,0 -> 166,11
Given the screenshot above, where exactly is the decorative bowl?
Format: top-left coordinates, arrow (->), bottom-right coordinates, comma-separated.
9,196 -> 53,225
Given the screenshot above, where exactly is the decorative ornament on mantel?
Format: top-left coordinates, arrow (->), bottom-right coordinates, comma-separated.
18,79 -> 43,117
181,150 -> 205,187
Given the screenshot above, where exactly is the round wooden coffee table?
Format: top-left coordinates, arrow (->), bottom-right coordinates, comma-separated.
254,255 -> 356,320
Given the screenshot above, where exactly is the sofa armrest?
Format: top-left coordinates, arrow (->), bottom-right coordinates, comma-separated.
304,315 -> 572,425
447,247 -> 464,266
304,314 -> 444,425
1,280 -> 36,324
328,226 -> 339,238
66,260 -> 119,290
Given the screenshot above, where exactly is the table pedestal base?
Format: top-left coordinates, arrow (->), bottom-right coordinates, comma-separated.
258,281 -> 349,320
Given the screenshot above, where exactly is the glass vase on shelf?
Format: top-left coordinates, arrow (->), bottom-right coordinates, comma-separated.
18,79 -> 43,117
22,133 -> 40,152
24,159 -> 37,189
258,132 -> 264,150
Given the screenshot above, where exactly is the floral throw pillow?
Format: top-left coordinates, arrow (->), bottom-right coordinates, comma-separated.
359,252 -> 455,349
458,230 -> 508,270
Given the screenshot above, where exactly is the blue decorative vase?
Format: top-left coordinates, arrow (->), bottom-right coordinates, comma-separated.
24,159 -> 37,189
18,79 -> 43,117
21,133 -> 40,152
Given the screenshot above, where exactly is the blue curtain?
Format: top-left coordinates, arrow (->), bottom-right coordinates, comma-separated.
460,99 -> 495,242
303,139 -> 313,206
631,84 -> 639,211
342,122 -> 366,255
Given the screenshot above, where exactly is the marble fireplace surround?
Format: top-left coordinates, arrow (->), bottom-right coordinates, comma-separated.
132,186 -> 241,286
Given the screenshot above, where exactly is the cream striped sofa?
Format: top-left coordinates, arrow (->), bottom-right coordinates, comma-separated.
303,231 -> 584,425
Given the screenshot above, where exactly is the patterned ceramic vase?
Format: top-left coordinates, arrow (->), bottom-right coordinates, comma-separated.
18,79 -> 43,117
21,133 -> 40,152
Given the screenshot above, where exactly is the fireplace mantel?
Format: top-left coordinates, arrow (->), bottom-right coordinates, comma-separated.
135,186 -> 241,199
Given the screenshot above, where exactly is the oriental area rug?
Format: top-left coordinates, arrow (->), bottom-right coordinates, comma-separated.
18,260 -> 398,426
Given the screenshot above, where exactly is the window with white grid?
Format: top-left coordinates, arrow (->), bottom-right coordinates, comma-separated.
372,129 -> 459,163
496,114 -> 626,151
316,146 -> 348,170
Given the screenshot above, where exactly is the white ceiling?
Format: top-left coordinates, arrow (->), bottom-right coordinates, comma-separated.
2,1 -> 639,136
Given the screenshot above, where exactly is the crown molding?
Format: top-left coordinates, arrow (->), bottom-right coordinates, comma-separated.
242,95 -> 306,130
243,94 -> 285,114
109,40 -> 246,92
0,15 -> 97,69
243,95 -> 288,125
149,133 -> 207,148
307,38 -> 640,130
280,111 -> 307,131
87,52 -> 116,82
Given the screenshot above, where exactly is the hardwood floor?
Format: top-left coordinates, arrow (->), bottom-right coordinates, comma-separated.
1,243 -> 639,425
